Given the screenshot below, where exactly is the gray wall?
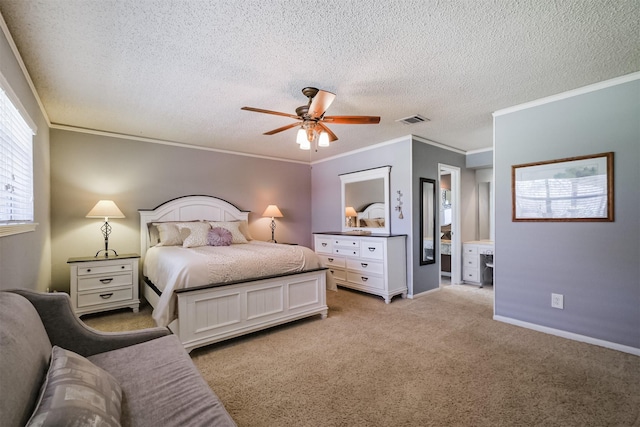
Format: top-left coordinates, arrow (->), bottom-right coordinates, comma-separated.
0,26 -> 51,291
50,129 -> 312,291
411,138 -> 473,294
494,78 -> 640,349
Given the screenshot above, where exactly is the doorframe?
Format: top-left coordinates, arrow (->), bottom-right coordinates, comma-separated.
439,164 -> 461,285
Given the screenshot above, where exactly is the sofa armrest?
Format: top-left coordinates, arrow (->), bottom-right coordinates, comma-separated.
10,290 -> 170,357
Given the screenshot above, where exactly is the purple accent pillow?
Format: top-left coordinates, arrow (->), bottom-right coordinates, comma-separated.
207,227 -> 233,246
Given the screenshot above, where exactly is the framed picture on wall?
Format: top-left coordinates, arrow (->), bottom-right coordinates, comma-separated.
512,152 -> 614,222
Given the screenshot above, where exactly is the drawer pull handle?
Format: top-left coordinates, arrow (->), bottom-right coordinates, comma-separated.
99,293 -> 113,299
330,270 -> 334,274
322,243 -> 327,247
352,242 -> 357,246
121,265 -> 126,269
361,263 -> 368,268
368,247 -> 375,252
361,277 -> 368,282
99,278 -> 113,284
86,269 -> 91,273
328,258 -> 334,262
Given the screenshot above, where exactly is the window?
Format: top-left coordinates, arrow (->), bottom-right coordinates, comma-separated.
0,74 -> 37,237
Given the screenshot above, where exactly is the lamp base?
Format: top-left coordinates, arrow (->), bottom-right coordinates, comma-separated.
95,248 -> 119,258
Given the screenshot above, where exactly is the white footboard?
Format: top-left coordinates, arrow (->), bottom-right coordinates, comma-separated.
169,270 -> 327,352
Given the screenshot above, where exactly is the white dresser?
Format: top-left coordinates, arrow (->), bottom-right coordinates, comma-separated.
462,241 -> 494,286
67,254 -> 140,316
313,233 -> 407,303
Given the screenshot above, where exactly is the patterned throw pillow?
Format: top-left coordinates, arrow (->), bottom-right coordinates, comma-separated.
26,346 -> 122,427
208,221 -> 248,244
207,227 -> 233,246
177,222 -> 211,248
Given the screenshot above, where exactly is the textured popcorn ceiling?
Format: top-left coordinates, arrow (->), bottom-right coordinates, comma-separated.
0,1 -> 638,162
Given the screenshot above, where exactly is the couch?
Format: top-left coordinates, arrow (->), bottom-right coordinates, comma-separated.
0,290 -> 236,427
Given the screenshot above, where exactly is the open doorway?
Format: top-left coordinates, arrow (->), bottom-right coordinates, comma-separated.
439,164 -> 461,285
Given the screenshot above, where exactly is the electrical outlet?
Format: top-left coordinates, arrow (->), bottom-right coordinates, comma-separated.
551,293 -> 564,309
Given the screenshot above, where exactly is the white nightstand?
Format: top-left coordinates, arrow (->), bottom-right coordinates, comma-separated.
67,253 -> 140,316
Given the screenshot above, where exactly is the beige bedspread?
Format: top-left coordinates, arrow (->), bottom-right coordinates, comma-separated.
144,241 -> 334,326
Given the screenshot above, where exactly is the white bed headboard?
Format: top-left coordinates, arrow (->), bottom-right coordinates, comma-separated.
356,202 -> 386,221
138,195 -> 249,260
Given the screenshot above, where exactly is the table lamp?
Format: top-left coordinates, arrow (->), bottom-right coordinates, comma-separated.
86,200 -> 125,257
345,206 -> 357,227
262,205 -> 283,243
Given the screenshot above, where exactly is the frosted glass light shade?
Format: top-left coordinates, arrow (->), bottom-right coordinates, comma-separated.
86,200 -> 125,219
296,128 -> 306,145
299,139 -> 311,150
318,131 -> 330,147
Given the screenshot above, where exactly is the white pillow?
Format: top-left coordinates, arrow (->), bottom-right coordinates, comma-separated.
177,222 -> 211,248
154,222 -> 183,246
209,221 -> 248,244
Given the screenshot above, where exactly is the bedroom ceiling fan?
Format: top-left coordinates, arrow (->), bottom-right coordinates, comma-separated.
241,87 -> 380,150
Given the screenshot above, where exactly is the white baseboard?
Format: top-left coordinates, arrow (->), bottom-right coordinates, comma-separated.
407,287 -> 441,299
494,315 -> 640,356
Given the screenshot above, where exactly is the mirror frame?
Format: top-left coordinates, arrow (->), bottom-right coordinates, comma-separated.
340,166 -> 391,234
419,177 -> 437,265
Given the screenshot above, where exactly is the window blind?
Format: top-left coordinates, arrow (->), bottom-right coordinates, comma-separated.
0,87 -> 35,223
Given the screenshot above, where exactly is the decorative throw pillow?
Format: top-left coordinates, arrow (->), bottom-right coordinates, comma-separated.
154,222 -> 183,246
207,227 -> 233,246
177,222 -> 211,248
209,221 -> 248,244
26,346 -> 122,427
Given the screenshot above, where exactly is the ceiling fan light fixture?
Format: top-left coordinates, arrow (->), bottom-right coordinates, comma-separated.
318,131 -> 330,147
296,128 -> 306,145
299,138 -> 311,150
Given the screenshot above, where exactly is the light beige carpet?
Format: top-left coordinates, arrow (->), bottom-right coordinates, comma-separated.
84,285 -> 640,427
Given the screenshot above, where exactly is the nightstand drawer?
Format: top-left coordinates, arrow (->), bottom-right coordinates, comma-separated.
78,273 -> 132,292
77,263 -> 132,276
77,287 -> 133,308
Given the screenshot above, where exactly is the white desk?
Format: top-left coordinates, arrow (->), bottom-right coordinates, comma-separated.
462,240 -> 494,287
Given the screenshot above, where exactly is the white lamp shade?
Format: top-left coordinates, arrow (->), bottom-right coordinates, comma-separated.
86,200 -> 125,219
296,128 -> 306,145
345,206 -> 357,217
299,138 -> 311,150
262,205 -> 283,218
318,131 -> 330,147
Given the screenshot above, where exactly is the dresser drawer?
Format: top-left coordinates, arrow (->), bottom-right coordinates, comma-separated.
315,237 -> 333,254
347,272 -> 384,290
77,263 -> 132,276
78,273 -> 133,292
463,255 -> 478,268
463,267 -> 479,282
334,247 -> 360,257
333,238 -> 359,248
463,245 -> 478,255
320,255 -> 346,268
328,268 -> 346,281
77,287 -> 133,308
360,240 -> 384,260
347,258 -> 384,275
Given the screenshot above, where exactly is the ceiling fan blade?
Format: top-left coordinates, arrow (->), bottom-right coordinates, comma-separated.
317,122 -> 339,142
307,90 -> 336,119
263,121 -> 301,135
322,115 -> 380,124
241,106 -> 300,120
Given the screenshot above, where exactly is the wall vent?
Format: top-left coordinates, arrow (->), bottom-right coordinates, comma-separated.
396,114 -> 430,125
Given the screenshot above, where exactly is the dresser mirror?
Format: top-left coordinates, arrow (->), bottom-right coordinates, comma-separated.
420,178 -> 436,265
340,166 -> 391,234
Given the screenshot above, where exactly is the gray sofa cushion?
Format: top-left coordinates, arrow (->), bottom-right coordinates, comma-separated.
26,346 -> 123,427
0,292 -> 53,427
89,335 -> 236,427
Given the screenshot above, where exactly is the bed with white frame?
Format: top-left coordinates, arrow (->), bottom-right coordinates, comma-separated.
139,195 -> 328,353
356,202 -> 386,227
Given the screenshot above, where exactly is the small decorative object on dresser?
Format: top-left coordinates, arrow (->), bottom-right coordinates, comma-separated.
314,232 -> 407,303
67,253 -> 140,315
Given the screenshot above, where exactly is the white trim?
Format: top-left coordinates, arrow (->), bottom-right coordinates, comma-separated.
412,135 -> 466,155
439,164 -> 462,285
50,123 -> 309,165
407,286 -> 441,299
0,223 -> 38,237
494,315 -> 640,356
0,72 -> 37,133
493,71 -> 640,117
312,135 -> 412,165
466,146 -> 493,155
0,13 -> 50,126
